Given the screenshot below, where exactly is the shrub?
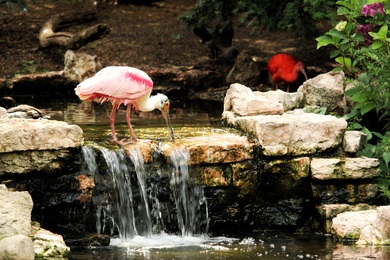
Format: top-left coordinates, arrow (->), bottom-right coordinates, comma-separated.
316,0 -> 390,203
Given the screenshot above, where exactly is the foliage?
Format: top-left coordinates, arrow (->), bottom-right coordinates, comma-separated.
179,0 -> 336,37
316,0 -> 390,203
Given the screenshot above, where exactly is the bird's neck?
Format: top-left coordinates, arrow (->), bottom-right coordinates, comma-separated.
137,94 -> 160,112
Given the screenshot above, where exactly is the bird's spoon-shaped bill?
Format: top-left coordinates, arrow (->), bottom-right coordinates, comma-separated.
162,109 -> 175,142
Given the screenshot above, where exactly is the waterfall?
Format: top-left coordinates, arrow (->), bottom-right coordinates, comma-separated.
81,145 -> 209,243
169,148 -> 209,236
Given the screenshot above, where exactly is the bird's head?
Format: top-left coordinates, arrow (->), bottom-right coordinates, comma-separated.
295,61 -> 308,81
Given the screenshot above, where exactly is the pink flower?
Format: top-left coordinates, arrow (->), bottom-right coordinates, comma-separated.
357,24 -> 374,45
361,2 -> 385,17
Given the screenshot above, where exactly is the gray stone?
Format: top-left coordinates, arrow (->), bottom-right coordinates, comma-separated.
332,209 -> 377,240
0,107 -> 7,119
32,226 -> 70,259
224,109 -> 347,156
0,118 -> 83,153
298,71 -> 347,115
64,50 -> 102,83
223,83 -> 304,116
343,130 -> 367,153
0,234 -> 34,260
0,190 -> 33,239
311,157 -> 380,180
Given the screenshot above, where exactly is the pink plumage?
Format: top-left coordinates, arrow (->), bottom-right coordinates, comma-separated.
75,66 -> 174,144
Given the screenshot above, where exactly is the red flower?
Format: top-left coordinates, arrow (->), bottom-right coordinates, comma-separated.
357,24 -> 374,45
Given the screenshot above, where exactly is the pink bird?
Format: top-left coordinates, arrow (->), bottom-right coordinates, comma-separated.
75,66 -> 174,144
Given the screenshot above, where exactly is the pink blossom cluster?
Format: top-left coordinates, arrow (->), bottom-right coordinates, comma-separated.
357,2 -> 385,45
361,2 -> 385,17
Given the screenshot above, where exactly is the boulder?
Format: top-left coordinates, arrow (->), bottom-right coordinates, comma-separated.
64,50 -> 102,83
0,234 -> 34,260
298,71 -> 348,115
332,209 -> 377,240
223,83 -> 303,116
224,109 -> 347,156
31,223 -> 70,259
0,188 -> 33,239
332,206 -> 390,244
0,118 -> 84,176
0,118 -> 83,153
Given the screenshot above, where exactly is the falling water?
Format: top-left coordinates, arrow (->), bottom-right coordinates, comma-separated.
169,148 -> 209,236
81,145 -> 209,244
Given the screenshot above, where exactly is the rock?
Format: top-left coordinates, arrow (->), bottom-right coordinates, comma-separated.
356,225 -> 383,245
0,118 -> 83,153
0,234 -> 34,260
31,223 -> 70,259
332,209 -> 377,240
332,206 -> 390,244
0,189 -> 33,239
0,107 -> 7,119
0,118 -> 84,176
160,133 -> 254,165
376,206 -> 390,240
64,50 -> 102,83
298,71 -> 348,115
343,130 -> 367,153
311,157 -> 380,180
223,83 -> 303,116
224,109 -> 347,156
226,51 -> 264,87
314,204 -> 376,233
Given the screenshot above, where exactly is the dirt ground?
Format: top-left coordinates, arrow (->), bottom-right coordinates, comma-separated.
0,0 -> 335,84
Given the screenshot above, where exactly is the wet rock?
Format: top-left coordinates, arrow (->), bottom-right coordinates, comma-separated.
0,234 -> 34,260
31,222 -> 70,259
0,188 -> 33,239
298,71 -> 348,115
7,104 -> 48,119
160,133 -> 254,165
64,50 -> 102,83
65,233 -> 110,247
343,130 -> 367,153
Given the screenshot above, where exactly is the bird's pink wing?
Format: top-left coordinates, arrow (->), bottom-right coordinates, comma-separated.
75,66 -> 153,103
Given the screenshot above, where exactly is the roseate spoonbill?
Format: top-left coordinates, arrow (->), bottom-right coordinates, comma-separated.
267,53 -> 308,92
75,66 -> 174,144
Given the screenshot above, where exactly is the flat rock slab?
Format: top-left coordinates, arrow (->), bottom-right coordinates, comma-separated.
0,118 -> 84,153
224,109 -> 347,156
123,132 -> 255,165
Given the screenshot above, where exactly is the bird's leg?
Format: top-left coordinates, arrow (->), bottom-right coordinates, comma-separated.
126,105 -> 138,141
110,103 -> 120,143
286,84 -> 290,93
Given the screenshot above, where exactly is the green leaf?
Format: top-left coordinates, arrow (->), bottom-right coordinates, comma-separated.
330,49 -> 340,58
378,25 -> 388,39
316,35 -> 335,48
349,92 -> 368,103
360,101 -> 376,115
335,56 -> 352,68
383,152 -> 390,167
371,41 -> 384,50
